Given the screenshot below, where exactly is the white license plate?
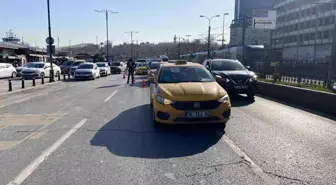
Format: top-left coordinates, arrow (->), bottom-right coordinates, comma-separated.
185,112 -> 210,118
234,85 -> 248,89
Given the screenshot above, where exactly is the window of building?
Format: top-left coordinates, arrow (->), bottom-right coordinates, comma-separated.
310,33 -> 315,40
304,33 -> 310,41
310,20 -> 316,27
323,31 -> 329,39
316,31 -> 322,39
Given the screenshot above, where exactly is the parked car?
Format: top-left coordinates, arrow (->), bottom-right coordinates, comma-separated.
96,62 -> 111,76
74,63 -> 100,80
202,59 -> 258,99
60,60 -> 75,74
21,62 -> 61,79
110,62 -> 122,74
69,60 -> 86,75
15,63 -> 29,77
0,63 -> 17,78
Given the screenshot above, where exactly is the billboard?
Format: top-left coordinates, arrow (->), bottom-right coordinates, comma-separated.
252,10 -> 276,29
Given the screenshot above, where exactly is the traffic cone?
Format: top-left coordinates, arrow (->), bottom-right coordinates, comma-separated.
141,80 -> 146,88
122,71 -> 125,79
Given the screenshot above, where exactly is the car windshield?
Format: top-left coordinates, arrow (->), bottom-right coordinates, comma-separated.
211,60 -> 246,71
138,63 -> 147,67
97,63 -> 106,67
63,61 -> 74,66
137,60 -> 147,63
72,62 -> 84,66
111,63 -> 120,66
78,64 -> 93,69
27,63 -> 45,68
158,66 -> 215,83
150,63 -> 161,69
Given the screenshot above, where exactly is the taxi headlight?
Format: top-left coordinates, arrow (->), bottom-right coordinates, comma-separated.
217,94 -> 230,103
249,75 -> 257,82
156,96 -> 174,105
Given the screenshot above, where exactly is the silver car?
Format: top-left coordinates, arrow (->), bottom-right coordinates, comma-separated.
74,63 -> 100,80
96,62 -> 111,76
21,62 -> 61,79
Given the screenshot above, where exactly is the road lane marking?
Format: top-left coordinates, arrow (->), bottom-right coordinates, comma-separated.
7,118 -> 87,185
104,90 -> 118,103
221,135 -> 280,185
29,130 -> 49,140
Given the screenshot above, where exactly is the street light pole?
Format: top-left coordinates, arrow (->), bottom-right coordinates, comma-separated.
222,13 -> 229,48
200,15 -> 220,58
186,34 -> 191,53
47,0 -> 54,82
95,9 -> 119,62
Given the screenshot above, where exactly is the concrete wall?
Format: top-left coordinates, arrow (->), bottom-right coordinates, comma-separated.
258,81 -> 336,117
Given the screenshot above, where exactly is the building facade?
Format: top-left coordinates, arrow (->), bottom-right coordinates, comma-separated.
230,0 -> 273,47
272,0 -> 336,60
234,0 -> 273,19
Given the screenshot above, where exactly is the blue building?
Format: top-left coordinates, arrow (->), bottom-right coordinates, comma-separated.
234,0 -> 273,19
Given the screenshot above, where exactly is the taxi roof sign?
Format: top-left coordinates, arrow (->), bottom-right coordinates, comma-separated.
175,60 -> 187,65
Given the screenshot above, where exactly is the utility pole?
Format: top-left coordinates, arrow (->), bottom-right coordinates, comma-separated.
57,37 -> 60,51
68,40 -> 71,57
222,13 -> 229,48
200,15 -> 220,59
95,9 -> 119,62
125,31 -> 139,58
242,14 -> 247,45
47,0 -> 54,82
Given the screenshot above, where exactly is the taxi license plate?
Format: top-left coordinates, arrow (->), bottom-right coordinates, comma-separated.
234,85 -> 248,89
185,112 -> 210,118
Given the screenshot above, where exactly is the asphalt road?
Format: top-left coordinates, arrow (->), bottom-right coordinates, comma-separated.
0,74 -> 335,185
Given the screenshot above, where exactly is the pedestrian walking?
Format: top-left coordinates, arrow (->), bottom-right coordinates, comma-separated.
126,58 -> 136,84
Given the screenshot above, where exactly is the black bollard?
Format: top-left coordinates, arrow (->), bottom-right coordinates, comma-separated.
21,79 -> 25,89
41,77 -> 44,84
68,72 -> 70,79
58,73 -> 61,81
63,72 -> 66,80
8,79 -> 12,91
32,77 -> 36,86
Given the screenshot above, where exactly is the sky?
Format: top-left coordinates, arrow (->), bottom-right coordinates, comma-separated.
1,0 -> 234,48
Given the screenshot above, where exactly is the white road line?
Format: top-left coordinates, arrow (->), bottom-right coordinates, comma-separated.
103,90 -> 118,103
221,135 -> 280,185
7,119 -> 87,185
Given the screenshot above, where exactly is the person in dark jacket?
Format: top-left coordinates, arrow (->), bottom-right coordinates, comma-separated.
126,58 -> 136,84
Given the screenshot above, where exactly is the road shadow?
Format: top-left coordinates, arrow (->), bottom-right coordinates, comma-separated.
90,104 -> 223,159
230,94 -> 255,107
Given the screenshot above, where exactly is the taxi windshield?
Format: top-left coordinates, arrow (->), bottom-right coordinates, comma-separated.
137,63 -> 148,67
158,66 -> 215,83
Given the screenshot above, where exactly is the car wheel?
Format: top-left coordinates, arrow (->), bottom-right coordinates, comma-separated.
247,92 -> 255,100
11,72 -> 17,78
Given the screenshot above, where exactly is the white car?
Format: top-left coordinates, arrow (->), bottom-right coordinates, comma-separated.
0,63 -> 17,78
21,62 -> 61,79
74,63 -> 100,80
96,62 -> 111,76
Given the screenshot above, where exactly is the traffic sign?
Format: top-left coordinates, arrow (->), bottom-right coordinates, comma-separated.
45,37 -> 54,45
47,45 -> 56,54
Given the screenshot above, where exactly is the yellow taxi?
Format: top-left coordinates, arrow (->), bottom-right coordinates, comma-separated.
150,60 -> 231,127
148,62 -> 163,83
135,62 -> 149,75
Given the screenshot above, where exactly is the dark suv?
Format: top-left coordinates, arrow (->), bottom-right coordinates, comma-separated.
202,59 -> 258,99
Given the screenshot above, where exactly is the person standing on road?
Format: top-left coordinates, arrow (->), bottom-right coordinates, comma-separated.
126,58 -> 136,84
